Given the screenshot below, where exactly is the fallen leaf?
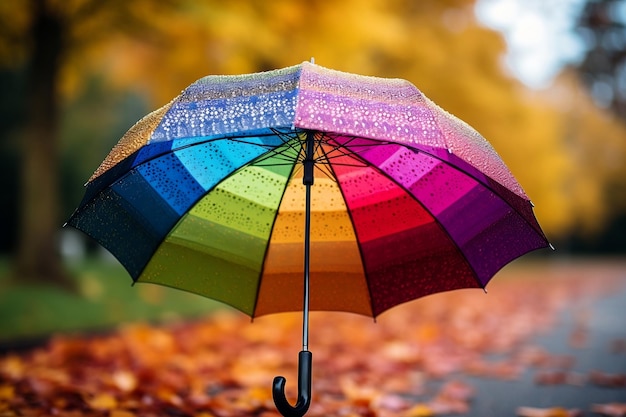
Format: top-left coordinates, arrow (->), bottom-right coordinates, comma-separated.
428,397 -> 470,415
86,393 -> 118,410
111,370 -> 138,392
373,393 -> 410,411
0,384 -> 14,400
404,403 -> 435,417
437,379 -> 475,401
110,410 -> 137,417
0,355 -> 24,379
516,406 -> 582,417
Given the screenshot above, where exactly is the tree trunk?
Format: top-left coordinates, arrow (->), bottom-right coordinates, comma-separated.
12,0 -> 73,289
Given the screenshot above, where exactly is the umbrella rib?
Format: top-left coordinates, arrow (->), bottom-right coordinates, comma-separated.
160,128 -> 302,164
382,147 -> 488,291
224,130 -> 381,178
312,164 -> 337,182
320,134 -> 393,167
71,131 -> 290,213
320,135 -> 364,161
236,129 -> 302,167
422,114 -> 550,247
249,149 -> 300,319
333,133 -> 548,261
404,147 -> 546,288
405,144 -> 549,247
332,141 -> 488,300
320,145 -> 377,318
127,136 -> 302,288
306,133 -> 371,182
313,134 -> 372,173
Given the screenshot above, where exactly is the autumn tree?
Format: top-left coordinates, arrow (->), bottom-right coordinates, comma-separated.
0,0 -> 69,286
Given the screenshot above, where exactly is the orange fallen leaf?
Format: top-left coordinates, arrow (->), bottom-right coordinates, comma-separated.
340,376 -> 382,406
86,393 -> 118,410
0,384 -> 14,400
155,386 -> 183,406
516,406 -> 582,417
404,403 -> 435,417
247,386 -> 274,404
110,410 -> 137,417
0,355 -> 24,379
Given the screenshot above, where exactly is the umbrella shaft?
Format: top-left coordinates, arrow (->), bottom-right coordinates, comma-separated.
302,130 -> 315,352
303,182 -> 311,351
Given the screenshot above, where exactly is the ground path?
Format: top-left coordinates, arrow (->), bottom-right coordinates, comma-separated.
1,258 -> 625,416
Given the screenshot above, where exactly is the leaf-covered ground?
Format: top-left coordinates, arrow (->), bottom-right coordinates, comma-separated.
1,259 -> 625,417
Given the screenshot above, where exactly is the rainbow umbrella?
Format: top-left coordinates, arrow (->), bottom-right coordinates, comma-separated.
66,61 -> 550,417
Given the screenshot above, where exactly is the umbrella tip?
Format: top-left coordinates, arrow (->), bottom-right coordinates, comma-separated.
310,57 -> 315,64
549,243 -> 556,251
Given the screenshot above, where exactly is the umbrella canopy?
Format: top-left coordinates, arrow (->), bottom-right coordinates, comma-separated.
66,61 -> 550,417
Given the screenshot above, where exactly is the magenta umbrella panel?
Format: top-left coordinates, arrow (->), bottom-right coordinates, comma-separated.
66,61 -> 551,417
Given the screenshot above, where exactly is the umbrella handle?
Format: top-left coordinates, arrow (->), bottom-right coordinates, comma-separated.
272,351 -> 312,417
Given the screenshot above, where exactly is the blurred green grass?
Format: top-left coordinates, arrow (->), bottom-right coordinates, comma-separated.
0,257 -> 223,344
3,256 -> 622,348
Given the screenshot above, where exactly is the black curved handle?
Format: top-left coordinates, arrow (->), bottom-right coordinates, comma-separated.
272,351 -> 312,417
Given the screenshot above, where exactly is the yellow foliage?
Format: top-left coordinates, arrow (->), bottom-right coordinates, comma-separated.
541,72 -> 626,235
3,0 -> 626,240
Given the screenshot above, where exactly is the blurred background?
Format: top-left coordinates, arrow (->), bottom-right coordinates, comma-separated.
1,0 -> 625,342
